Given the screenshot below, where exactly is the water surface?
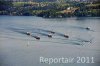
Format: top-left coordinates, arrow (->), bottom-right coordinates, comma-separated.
0,16 -> 100,66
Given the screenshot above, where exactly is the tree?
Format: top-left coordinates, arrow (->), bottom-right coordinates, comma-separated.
0,0 -> 13,11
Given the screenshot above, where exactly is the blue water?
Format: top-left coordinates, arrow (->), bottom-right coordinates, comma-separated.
0,16 -> 100,66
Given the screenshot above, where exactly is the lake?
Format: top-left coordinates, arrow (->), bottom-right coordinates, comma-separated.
0,16 -> 100,66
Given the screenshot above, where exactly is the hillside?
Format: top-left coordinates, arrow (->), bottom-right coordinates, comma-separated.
0,0 -> 100,17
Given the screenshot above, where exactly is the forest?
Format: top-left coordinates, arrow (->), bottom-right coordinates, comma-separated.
0,0 -> 100,18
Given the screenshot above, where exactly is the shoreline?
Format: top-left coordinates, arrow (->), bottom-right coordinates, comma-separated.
0,15 -> 100,18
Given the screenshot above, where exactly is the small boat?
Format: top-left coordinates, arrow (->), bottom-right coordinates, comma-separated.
26,32 -> 40,40
86,27 -> 90,30
33,32 -> 52,38
47,34 -> 52,38
64,34 -> 69,38
50,31 -> 55,34
36,28 -> 55,34
34,36 -> 40,40
26,32 -> 31,35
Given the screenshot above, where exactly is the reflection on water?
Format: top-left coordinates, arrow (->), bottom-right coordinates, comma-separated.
0,16 -> 100,66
